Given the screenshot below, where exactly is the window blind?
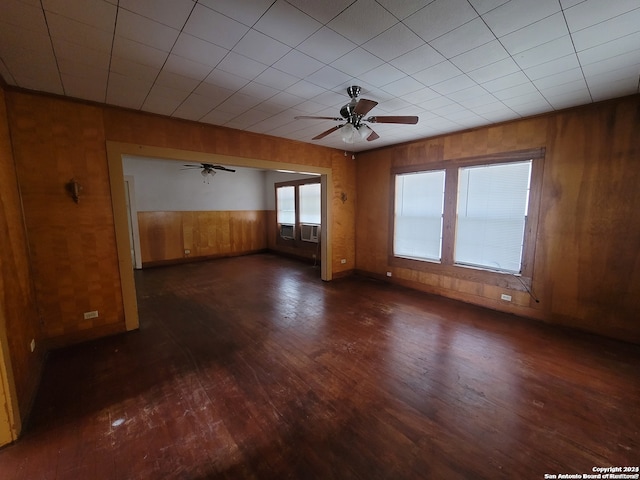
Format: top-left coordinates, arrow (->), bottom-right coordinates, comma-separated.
276,185 -> 295,225
299,183 -> 321,225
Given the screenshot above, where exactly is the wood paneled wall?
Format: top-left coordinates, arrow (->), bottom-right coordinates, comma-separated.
356,95 -> 640,343
0,89 -> 43,433
7,95 -> 126,347
138,210 -> 268,265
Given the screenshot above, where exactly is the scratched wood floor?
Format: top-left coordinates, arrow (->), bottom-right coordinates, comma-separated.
1,253 -> 638,479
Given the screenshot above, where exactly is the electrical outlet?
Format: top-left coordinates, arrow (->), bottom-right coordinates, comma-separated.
84,310 -> 99,320
30,339 -> 35,352
501,294 -> 512,302
340,258 -> 346,264
386,271 -> 392,277
184,249 -> 190,255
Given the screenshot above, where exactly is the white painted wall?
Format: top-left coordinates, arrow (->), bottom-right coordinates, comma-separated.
122,156 -> 266,211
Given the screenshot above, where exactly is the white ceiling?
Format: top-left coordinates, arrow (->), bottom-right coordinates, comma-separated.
1,0 -> 639,152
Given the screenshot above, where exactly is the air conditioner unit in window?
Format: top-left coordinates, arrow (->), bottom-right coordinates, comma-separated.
280,224 -> 294,240
300,224 -> 319,243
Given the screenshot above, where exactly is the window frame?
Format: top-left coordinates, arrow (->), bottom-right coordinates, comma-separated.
275,177 -> 321,245
389,148 -> 545,291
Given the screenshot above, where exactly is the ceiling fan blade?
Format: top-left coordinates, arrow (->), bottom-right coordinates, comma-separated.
366,116 -> 419,124
312,125 -> 343,140
366,128 -> 380,141
295,115 -> 343,121
353,99 -> 378,116
212,165 -> 236,172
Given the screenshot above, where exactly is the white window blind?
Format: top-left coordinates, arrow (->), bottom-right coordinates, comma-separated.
299,183 -> 321,225
276,185 -> 295,225
394,170 -> 445,262
455,160 -> 532,273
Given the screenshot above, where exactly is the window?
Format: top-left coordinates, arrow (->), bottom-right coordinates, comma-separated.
275,178 -> 321,243
390,148 -> 544,288
299,183 -> 321,225
394,170 -> 445,262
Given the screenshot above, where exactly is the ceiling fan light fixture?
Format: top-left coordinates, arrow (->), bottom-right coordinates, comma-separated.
358,124 -> 372,140
341,123 -> 357,143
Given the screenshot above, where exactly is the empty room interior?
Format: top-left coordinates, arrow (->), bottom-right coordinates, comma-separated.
0,1 -> 639,478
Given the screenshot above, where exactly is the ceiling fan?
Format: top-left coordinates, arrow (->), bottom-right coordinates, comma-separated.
295,86 -> 418,143
182,163 -> 236,182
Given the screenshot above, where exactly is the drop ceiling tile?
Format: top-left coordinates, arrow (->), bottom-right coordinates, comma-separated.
446,85 -> 490,103
112,36 -> 168,68
291,99 -> 327,114
480,109 -> 518,122
217,52 -> 268,80
270,91 -> 305,108
523,54 -> 580,81
198,0 -> 273,27
544,88 -> 592,109
563,0 -> 639,31
285,0 -> 355,24
184,4 -> 249,50
328,0 -> 398,45
513,35 -> 576,69
481,71 -> 531,93
253,0 -> 321,48
311,90 -> 348,107
297,27 -> 356,64
3,0 -> 49,33
42,0 -> 116,31
143,84 -> 189,114
577,33 -> 640,65
171,33 -> 228,67
284,80 -> 325,99
582,54 -> 640,79
538,78 -> 588,98
482,0 -> 561,37
215,92 -> 262,114
115,9 -> 179,52
412,60 -> 462,86
533,68 -> 584,91
432,102 -> 467,116
404,0 -> 478,42
467,0 -> 510,15
173,93 -> 220,121
450,40 -> 509,73
107,71 -> 153,109
430,18 -> 495,59
238,81 -> 280,101
110,56 -> 160,82
192,82 -> 235,105
362,23 -> 425,62
381,76 -> 425,96
571,9 -> 640,52
430,74 -> 476,95
375,0 -> 430,20
273,50 -> 324,78
508,101 -> 551,117
390,43 -> 445,75
306,65 -> 351,89
202,68 -> 248,91
331,48 -> 384,77
155,69 -> 200,91
118,0 -> 194,30
500,12 -> 569,55
52,38 -> 111,70
47,13 -> 113,52
501,91 -> 548,108
163,54 -> 212,81
466,57 -> 521,83
559,0 -> 585,9
376,96 -> 414,112
362,63 -> 406,87
233,30 -> 291,65
493,82 -> 539,101
471,101 -> 512,115
254,67 -> 300,90
460,92 -> 500,108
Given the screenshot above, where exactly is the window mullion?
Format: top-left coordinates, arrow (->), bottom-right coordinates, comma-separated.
441,167 -> 458,266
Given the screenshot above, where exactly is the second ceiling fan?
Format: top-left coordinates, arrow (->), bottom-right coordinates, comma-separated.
295,86 -> 418,143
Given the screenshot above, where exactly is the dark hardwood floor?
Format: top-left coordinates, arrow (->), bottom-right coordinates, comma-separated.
1,253 -> 638,479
